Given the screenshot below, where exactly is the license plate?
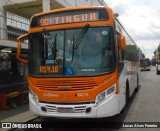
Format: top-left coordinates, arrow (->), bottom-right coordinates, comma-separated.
57,107 -> 73,113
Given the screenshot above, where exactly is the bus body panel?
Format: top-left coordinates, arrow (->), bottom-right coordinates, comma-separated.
29,90 -> 120,118
115,18 -> 139,112
118,61 -> 139,111
118,63 -> 127,111
28,72 -> 117,103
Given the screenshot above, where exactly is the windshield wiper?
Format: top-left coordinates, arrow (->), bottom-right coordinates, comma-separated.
53,34 -> 57,61
71,35 -> 75,62
42,28 -> 54,49
74,23 -> 90,49
42,28 -> 57,61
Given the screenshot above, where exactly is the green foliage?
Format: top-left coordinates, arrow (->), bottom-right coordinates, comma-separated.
158,44 -> 160,52
124,45 -> 139,61
142,53 -> 145,58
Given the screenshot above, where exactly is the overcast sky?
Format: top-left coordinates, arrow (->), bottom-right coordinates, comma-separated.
105,0 -> 160,59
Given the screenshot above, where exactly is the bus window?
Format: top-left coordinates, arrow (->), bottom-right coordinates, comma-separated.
28,27 -> 115,77
116,32 -> 124,73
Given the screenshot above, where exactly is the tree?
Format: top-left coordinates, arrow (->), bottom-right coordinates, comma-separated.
142,53 -> 145,58
124,45 -> 139,61
158,43 -> 160,52
158,44 -> 160,62
151,58 -> 156,66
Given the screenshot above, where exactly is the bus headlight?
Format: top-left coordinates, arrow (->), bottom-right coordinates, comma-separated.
29,88 -> 39,104
107,86 -> 115,95
95,84 -> 116,106
95,91 -> 106,106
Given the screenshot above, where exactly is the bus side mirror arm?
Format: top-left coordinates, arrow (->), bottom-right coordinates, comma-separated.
17,34 -> 28,64
119,36 -> 126,51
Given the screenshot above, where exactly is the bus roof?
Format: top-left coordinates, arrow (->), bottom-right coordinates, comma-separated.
140,58 -> 149,60
31,6 -> 110,18
30,6 -> 113,28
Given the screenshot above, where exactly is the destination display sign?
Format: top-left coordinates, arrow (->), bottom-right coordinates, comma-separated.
31,8 -> 109,27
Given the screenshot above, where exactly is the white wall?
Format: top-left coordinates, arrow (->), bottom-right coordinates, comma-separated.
2,0 -> 36,6
57,0 -> 107,7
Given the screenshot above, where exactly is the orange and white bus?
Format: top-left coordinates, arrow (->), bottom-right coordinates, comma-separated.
140,58 -> 151,71
17,6 -> 140,118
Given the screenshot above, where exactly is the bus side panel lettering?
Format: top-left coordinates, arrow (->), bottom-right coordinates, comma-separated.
54,17 -> 59,24
40,18 -> 52,26
40,66 -> 59,73
39,12 -> 98,26
61,17 -> 65,23
40,19 -> 45,26
74,15 -> 80,22
82,14 -> 88,21
40,66 -> 47,73
66,16 -> 72,23
51,66 -> 59,73
90,13 -> 97,20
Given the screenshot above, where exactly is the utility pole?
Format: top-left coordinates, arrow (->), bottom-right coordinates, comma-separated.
42,0 -> 50,12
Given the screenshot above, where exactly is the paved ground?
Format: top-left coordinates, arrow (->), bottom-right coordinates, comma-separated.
0,101 -> 37,131
0,104 -> 29,122
121,66 -> 160,131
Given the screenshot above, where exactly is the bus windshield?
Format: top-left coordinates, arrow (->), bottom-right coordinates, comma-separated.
28,26 -> 115,77
141,60 -> 149,66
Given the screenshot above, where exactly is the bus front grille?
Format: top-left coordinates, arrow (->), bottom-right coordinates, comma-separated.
44,105 -> 87,113
31,79 -> 98,91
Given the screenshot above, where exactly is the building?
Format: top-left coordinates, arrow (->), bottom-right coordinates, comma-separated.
3,0 -> 107,18
154,49 -> 160,63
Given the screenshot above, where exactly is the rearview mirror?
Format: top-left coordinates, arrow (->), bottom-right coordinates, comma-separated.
119,36 -> 126,51
17,34 -> 28,64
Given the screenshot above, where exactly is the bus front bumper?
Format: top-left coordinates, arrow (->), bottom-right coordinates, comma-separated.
141,67 -> 150,71
29,93 -> 120,118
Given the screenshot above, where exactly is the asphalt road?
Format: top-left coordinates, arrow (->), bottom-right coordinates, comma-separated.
121,66 -> 160,131
124,66 -> 160,122
25,66 -> 160,131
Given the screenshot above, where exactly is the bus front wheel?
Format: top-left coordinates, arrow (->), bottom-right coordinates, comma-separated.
120,81 -> 130,114
126,82 -> 130,105
135,74 -> 139,92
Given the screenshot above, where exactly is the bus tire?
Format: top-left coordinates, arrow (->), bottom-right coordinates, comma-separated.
126,81 -> 130,105
120,81 -> 130,114
135,74 -> 139,92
